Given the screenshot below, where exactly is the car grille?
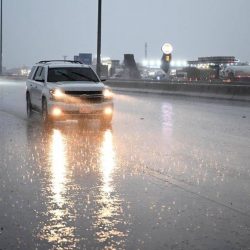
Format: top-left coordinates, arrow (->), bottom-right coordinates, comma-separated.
63,110 -> 102,115
64,91 -> 103,103
64,91 -> 102,95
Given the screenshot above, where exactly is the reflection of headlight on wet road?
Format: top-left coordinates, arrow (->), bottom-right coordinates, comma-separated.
50,129 -> 67,206
101,130 -> 115,194
37,129 -> 77,248
95,130 -> 128,244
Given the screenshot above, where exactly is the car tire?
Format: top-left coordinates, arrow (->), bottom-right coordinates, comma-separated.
26,93 -> 33,118
42,98 -> 52,126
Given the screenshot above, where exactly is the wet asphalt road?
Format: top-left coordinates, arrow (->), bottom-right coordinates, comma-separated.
0,78 -> 250,250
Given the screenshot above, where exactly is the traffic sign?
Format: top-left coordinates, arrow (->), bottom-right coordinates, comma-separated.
162,43 -> 173,54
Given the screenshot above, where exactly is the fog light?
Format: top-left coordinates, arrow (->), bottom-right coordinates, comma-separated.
104,107 -> 113,115
103,89 -> 113,99
52,107 -> 62,116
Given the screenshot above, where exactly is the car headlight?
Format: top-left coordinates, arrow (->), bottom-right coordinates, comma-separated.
103,89 -> 113,99
50,89 -> 64,99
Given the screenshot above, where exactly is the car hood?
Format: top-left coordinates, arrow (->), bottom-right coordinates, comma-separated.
47,81 -> 105,91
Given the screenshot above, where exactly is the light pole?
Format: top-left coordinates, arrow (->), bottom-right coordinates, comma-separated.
0,0 -> 2,75
96,0 -> 102,77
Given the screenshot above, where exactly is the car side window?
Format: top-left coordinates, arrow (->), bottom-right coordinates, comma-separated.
33,67 -> 42,81
28,66 -> 36,80
33,67 -> 45,82
40,68 -> 45,82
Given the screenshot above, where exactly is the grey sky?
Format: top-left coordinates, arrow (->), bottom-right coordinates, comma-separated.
3,0 -> 250,68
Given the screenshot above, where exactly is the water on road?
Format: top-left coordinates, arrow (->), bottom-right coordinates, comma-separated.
1,78 -> 250,249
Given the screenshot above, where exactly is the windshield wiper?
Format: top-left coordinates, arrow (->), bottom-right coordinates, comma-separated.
56,71 -> 74,81
71,71 -> 98,82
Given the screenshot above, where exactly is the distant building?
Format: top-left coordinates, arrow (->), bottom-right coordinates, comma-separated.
73,53 -> 121,78
123,54 -> 141,79
188,56 -> 237,68
74,55 -> 80,62
79,53 -> 92,65
187,56 -> 239,80
73,53 -> 92,65
110,60 -> 120,76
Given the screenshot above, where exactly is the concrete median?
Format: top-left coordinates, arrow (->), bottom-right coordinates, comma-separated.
105,80 -> 250,101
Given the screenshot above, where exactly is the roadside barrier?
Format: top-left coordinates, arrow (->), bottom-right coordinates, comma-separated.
105,80 -> 250,101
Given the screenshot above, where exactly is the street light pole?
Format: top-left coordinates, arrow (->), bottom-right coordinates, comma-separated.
0,0 -> 3,75
96,0 -> 102,77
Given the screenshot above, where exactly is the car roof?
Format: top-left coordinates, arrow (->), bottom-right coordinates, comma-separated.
35,60 -> 91,68
48,64 -> 91,69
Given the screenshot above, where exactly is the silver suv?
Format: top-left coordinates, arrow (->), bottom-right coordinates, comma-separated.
26,60 -> 113,126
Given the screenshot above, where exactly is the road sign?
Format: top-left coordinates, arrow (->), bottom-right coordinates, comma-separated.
162,43 -> 173,54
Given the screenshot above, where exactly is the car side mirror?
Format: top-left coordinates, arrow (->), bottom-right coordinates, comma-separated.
100,78 -> 106,82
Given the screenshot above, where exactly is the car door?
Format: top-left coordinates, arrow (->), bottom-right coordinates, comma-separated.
35,67 -> 46,111
33,66 -> 45,110
29,66 -> 40,108
27,66 -> 37,104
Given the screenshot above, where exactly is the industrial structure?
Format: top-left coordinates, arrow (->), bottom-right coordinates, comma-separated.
188,56 -> 238,68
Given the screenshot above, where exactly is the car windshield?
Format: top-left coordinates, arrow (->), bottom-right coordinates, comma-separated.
47,67 -> 99,83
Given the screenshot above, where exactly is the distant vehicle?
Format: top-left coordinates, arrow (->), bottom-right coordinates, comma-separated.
26,60 -> 113,126
109,72 -> 123,79
171,71 -> 188,82
220,65 -> 250,81
154,70 -> 166,81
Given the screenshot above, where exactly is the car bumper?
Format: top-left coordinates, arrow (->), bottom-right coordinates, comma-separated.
47,100 -> 113,120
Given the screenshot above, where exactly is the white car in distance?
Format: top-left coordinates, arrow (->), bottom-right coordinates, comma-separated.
26,60 -> 113,126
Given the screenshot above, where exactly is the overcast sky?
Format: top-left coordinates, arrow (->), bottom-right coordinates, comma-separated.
3,0 -> 250,68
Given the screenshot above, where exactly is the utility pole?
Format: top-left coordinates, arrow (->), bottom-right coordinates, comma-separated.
0,0 -> 3,75
96,0 -> 102,77
145,42 -> 148,60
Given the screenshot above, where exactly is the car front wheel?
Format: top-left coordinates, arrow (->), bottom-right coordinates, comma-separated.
26,93 -> 33,118
42,99 -> 52,125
